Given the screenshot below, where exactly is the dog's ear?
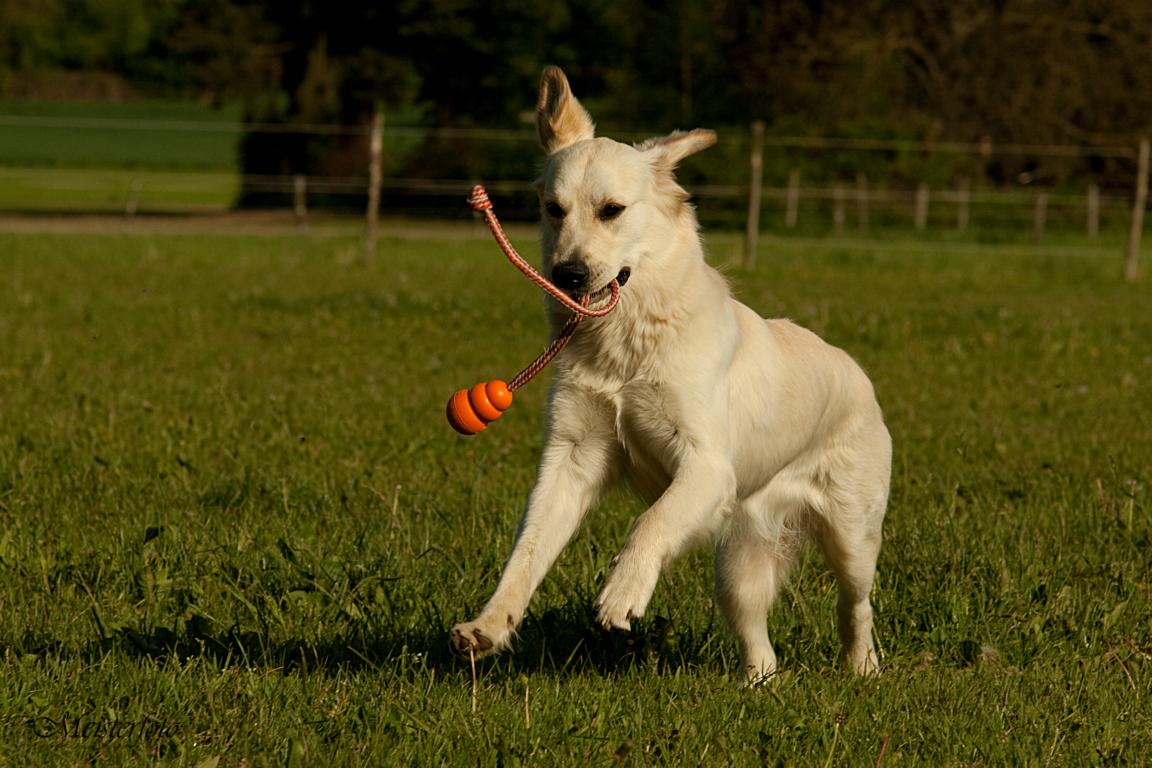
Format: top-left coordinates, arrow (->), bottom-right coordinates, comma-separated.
637,130 -> 717,212
537,66 -> 595,154
637,129 -> 717,171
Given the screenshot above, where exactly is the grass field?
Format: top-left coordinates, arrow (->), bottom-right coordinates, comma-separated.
0,99 -> 242,214
0,227 -> 1149,765
0,168 -> 239,214
0,100 -> 243,169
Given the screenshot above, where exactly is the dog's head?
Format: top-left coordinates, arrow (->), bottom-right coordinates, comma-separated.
534,66 -> 716,300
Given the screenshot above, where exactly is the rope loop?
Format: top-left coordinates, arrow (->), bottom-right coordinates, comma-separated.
467,185 -> 492,213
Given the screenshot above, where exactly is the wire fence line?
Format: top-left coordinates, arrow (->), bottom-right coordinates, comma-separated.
0,114 -> 1140,158
12,171 -> 1132,225
0,113 -> 1147,275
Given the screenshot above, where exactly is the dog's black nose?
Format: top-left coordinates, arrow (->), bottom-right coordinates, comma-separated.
551,262 -> 589,292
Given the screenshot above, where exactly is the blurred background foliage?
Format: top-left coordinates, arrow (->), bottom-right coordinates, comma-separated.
0,0 -> 1149,211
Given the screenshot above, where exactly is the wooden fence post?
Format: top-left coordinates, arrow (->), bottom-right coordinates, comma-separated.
743,120 -> 764,269
1124,137 -> 1149,282
294,174 -> 308,229
366,109 -> 384,259
785,169 -> 800,228
856,173 -> 869,231
124,177 -> 142,217
914,184 -> 929,231
957,178 -> 970,231
1087,183 -> 1099,238
1033,193 -> 1048,242
832,183 -> 846,234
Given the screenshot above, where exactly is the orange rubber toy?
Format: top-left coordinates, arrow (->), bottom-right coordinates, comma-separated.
447,380 -> 513,435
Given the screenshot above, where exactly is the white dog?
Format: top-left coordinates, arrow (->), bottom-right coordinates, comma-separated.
451,67 -> 891,681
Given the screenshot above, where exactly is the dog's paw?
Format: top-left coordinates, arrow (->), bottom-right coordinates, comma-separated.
450,618 -> 511,660
843,644 -> 880,676
593,558 -> 657,631
742,657 -> 779,687
593,597 -> 636,631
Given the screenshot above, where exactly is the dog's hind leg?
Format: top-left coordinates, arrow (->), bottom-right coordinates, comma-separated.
814,491 -> 886,676
715,531 -> 795,682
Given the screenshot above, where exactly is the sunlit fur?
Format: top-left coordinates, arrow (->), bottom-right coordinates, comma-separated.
452,67 -> 891,681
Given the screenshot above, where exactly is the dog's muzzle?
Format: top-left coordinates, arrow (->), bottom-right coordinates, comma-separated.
551,263 -> 631,301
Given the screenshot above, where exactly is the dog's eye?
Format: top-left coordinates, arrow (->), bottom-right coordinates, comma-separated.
544,201 -> 566,220
599,202 -> 626,221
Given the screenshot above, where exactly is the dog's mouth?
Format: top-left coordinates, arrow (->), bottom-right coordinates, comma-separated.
580,267 -> 630,303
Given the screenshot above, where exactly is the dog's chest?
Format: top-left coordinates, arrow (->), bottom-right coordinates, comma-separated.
610,381 -> 682,499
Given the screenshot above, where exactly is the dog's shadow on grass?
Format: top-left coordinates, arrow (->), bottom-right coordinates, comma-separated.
67,607 -> 721,680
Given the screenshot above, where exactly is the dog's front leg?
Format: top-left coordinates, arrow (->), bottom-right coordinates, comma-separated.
595,451 -> 736,630
451,398 -> 616,658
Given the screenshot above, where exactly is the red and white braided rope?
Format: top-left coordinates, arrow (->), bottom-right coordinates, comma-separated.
507,304 -> 584,392
468,184 -> 618,392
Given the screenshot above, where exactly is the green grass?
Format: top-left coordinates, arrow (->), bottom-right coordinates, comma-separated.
0,100 -> 242,169
0,100 -> 242,213
0,167 -> 239,213
0,229 -> 1149,765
